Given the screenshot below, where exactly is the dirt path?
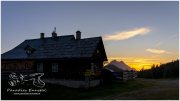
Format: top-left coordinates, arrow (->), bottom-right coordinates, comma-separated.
96,79 -> 179,100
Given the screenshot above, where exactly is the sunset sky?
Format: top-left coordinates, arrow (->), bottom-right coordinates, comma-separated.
1,1 -> 179,71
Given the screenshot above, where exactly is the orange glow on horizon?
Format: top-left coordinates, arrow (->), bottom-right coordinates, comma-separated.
107,57 -> 169,71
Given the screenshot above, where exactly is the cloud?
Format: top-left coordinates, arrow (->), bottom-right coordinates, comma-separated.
103,27 -> 150,41
146,48 -> 169,54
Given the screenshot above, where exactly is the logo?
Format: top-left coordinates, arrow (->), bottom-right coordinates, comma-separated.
8,72 -> 45,88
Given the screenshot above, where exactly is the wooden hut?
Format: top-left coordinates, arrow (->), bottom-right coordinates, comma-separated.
1,30 -> 108,81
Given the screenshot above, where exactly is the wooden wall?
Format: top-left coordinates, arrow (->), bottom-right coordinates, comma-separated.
34,60 -> 91,80
1,60 -> 34,72
2,59 -> 104,80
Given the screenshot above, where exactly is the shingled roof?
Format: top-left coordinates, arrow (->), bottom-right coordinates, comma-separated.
2,35 -> 107,60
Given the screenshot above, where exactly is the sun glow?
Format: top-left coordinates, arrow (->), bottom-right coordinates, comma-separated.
108,57 -> 161,71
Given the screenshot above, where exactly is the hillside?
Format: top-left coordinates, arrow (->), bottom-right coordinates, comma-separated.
138,59 -> 179,78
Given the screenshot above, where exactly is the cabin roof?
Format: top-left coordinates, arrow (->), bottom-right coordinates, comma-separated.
2,35 -> 107,60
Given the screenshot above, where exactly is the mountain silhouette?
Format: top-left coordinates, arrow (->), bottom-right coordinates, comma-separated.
105,60 -> 134,72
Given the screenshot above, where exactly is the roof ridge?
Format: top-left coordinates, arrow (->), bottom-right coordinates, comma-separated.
25,35 -> 75,41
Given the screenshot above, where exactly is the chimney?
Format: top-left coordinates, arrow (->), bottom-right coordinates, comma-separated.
52,27 -> 57,38
40,33 -> 44,39
76,30 -> 81,40
52,32 -> 57,38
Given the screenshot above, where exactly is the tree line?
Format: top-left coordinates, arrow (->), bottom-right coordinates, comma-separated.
138,59 -> 179,78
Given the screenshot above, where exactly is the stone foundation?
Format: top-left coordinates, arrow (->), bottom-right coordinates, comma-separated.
43,79 -> 101,88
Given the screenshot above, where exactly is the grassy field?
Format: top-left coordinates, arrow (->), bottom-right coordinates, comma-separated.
1,78 -> 179,100
95,79 -> 179,100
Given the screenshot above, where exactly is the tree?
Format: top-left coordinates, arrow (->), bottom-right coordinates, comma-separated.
138,59 -> 179,79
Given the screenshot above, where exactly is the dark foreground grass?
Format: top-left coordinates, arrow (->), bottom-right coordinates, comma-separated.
2,79 -> 178,100
1,79 -> 149,100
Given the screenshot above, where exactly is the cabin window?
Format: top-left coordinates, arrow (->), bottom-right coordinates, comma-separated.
24,45 -> 36,56
37,63 -> 43,72
52,63 -> 58,72
26,50 -> 31,54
